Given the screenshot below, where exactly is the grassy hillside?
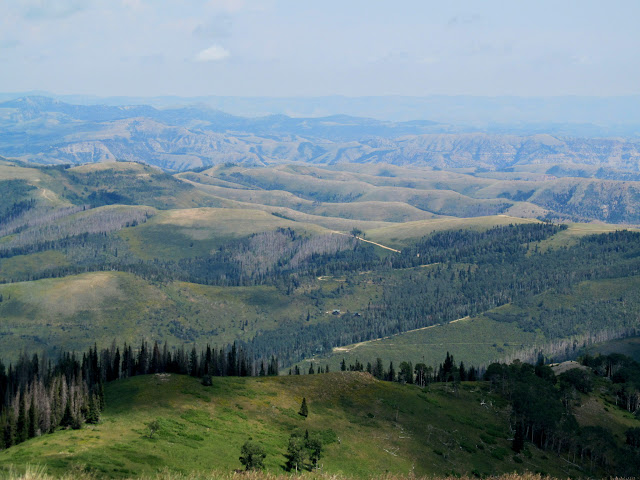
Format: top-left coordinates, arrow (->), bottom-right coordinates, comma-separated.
119,208 -> 327,261
2,158 -> 640,375
308,275 -> 640,372
364,215 -> 538,247
187,163 -> 640,224
0,271 -> 381,357
0,373 -> 597,479
295,316 -> 541,374
579,336 -> 640,362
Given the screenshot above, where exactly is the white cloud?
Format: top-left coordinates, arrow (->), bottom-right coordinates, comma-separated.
195,44 -> 230,62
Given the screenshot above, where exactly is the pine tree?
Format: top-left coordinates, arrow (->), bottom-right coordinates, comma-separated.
112,348 -> 120,382
387,361 -> 396,382
3,411 -> 15,448
459,361 -> 467,381
512,421 -> 525,453
189,346 -> 199,377
28,395 -> 37,438
16,394 -> 27,443
86,394 -> 100,424
151,341 -> 161,374
98,383 -> 105,411
61,400 -> 73,428
373,358 -> 384,379
299,397 -> 309,418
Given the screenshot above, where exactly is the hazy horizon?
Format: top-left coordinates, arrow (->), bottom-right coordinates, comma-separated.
3,91 -> 640,129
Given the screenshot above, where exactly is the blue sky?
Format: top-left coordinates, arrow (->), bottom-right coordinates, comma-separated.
1,0 -> 639,97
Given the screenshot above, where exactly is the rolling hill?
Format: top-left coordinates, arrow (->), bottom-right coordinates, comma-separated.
0,372 -> 629,479
1,158 -> 640,368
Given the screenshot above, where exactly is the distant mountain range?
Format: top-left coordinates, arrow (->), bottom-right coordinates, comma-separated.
1,96 -> 639,172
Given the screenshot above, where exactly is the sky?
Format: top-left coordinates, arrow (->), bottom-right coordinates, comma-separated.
1,0 -> 639,98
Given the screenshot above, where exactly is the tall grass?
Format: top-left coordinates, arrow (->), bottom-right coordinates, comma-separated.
8,466 -> 610,480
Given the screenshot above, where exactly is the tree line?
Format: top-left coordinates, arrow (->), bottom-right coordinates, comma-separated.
336,351 -> 480,385
0,340 -> 279,452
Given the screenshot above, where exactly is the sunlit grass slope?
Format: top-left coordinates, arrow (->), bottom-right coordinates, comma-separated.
296,316 -> 541,374
119,207 -> 328,261
0,272 -> 381,359
364,216 -> 539,248
0,373 -> 584,479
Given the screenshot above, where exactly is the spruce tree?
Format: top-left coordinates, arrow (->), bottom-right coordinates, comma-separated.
16,394 -> 27,443
3,411 -> 15,448
98,383 -> 106,411
512,422 -> 525,453
86,394 -> 100,424
299,397 -> 309,417
28,395 -> 37,438
459,361 -> 467,381
61,401 -> 73,428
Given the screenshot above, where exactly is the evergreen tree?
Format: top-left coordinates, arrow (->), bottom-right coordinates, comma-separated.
86,394 -> 100,424
98,383 -> 106,411
512,421 -> 525,453
268,355 -> 279,376
61,401 -> 73,428
151,341 -> 161,374
112,347 -> 120,382
27,395 -> 37,438
299,397 -> 309,417
387,361 -> 396,382
16,394 -> 27,443
3,411 -> 15,448
459,361 -> 467,381
373,358 -> 384,379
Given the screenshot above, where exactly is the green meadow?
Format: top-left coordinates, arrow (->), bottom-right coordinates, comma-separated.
0,373 -> 596,479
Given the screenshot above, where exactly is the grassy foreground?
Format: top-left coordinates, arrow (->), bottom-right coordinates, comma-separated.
0,373 -> 597,479
7,466 -> 621,480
